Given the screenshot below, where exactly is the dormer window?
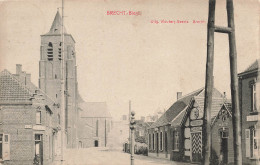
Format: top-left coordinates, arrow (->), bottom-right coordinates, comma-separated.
47,42 -> 53,61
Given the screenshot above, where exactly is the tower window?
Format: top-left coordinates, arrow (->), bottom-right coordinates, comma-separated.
47,42 -> 53,61
58,42 -> 62,60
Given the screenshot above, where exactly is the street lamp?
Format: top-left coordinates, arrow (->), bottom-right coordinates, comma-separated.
129,111 -> 136,165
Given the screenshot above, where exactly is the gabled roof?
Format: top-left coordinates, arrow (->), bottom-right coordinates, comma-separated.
0,69 -> 56,113
0,70 -> 32,103
194,97 -> 229,125
238,59 -> 259,76
44,11 -> 67,35
79,102 -> 111,118
211,102 -> 232,126
150,88 -> 205,128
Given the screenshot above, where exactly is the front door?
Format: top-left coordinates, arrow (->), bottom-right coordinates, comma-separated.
35,134 -> 43,165
94,140 -> 98,147
191,132 -> 202,162
221,137 -> 228,164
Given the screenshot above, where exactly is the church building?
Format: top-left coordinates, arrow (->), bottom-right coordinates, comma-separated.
39,11 -> 79,149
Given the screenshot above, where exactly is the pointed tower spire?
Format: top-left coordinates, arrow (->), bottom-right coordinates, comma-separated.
47,11 -> 67,34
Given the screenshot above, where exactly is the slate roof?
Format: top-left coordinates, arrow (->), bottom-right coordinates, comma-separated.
150,88 -> 205,128
0,70 -> 32,103
79,102 -> 111,118
44,11 -> 67,35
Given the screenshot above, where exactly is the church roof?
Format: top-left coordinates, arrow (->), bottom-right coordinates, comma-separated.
45,11 -> 67,35
79,102 -> 111,118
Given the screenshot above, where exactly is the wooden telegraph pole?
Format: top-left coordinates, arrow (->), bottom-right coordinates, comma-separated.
203,0 -> 242,164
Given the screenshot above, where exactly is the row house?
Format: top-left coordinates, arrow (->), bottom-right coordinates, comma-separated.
238,59 -> 259,165
147,87 -> 230,164
147,88 -> 205,159
0,65 -> 62,165
171,95 -> 233,164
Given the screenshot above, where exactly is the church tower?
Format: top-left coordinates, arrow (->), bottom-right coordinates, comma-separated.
39,11 -> 78,148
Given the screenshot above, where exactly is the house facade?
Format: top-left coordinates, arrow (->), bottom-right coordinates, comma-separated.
177,96 -> 233,164
147,88 -> 205,160
238,59 -> 260,165
0,66 -> 62,165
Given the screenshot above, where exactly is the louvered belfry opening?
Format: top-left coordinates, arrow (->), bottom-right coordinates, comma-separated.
47,42 -> 53,61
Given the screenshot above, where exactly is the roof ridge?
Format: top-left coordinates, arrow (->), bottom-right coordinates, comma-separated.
177,87 -> 204,101
241,59 -> 259,73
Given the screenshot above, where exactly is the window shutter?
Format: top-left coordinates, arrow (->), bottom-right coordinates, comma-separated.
245,129 -> 250,157
3,134 -> 10,160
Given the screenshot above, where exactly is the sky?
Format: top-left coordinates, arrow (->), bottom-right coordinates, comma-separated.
0,0 -> 259,120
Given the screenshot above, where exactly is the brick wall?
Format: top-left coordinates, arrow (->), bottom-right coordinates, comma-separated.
240,74 -> 259,165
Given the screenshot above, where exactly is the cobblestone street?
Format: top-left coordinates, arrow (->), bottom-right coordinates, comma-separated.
52,148 -> 191,165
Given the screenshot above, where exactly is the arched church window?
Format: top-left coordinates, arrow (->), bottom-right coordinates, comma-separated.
47,42 -> 53,61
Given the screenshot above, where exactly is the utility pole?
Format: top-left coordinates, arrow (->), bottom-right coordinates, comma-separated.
130,111 -> 136,165
60,0 -> 66,161
203,0 -> 242,164
129,100 -> 131,153
202,0 -> 215,164
226,1 -> 242,164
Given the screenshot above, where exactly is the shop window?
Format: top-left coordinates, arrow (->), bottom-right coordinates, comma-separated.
36,111 -> 41,124
173,131 -> 179,151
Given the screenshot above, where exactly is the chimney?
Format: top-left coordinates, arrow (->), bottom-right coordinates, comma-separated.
223,92 -> 227,102
177,92 -> 182,100
16,64 -> 22,75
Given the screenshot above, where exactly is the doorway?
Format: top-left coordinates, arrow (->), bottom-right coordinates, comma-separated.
94,140 -> 99,147
221,137 -> 228,164
35,134 -> 43,165
191,132 -> 202,163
